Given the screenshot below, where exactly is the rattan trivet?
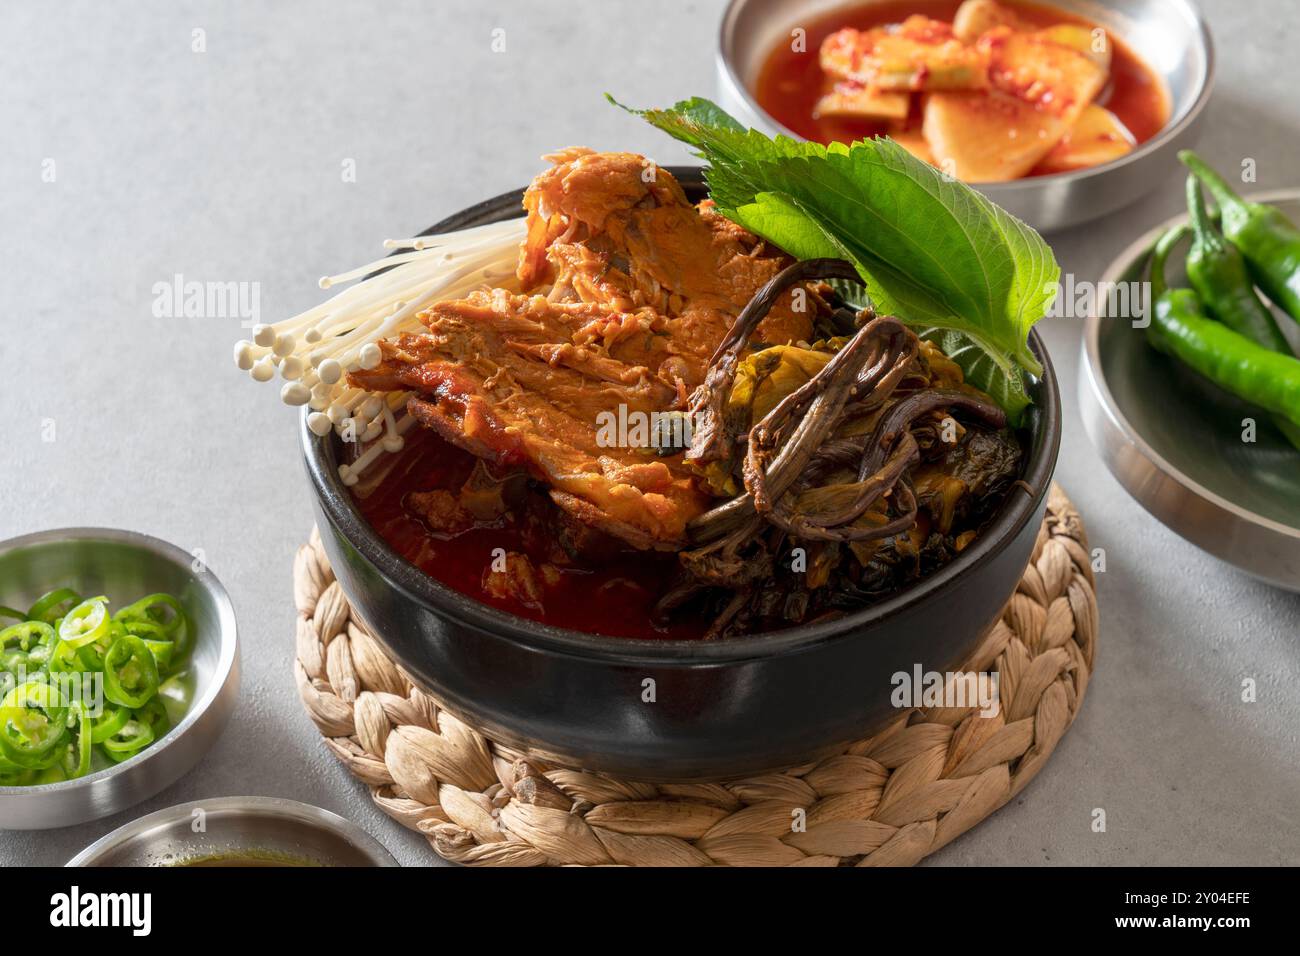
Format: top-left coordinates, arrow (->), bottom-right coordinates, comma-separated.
293,482 -> 1096,866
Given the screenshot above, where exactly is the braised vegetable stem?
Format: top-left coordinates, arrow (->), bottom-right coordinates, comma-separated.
662,258 -> 1008,637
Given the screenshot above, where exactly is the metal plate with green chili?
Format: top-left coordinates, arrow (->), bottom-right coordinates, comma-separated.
1081,190 -> 1300,590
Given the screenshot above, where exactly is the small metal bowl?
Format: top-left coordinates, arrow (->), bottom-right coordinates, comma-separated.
0,528 -> 240,829
1079,190 -> 1300,591
67,796 -> 398,866
717,0 -> 1215,232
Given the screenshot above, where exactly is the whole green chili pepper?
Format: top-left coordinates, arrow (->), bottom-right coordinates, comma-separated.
1148,225 -> 1300,428
1185,176 -> 1294,352
1182,177 -> 1300,450
1180,150 -> 1300,324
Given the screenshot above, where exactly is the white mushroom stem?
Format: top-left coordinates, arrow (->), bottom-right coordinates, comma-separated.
234,217 -> 526,482
340,412 -> 418,485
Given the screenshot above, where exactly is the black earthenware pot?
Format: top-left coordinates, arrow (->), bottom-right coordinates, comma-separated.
303,168 -> 1061,781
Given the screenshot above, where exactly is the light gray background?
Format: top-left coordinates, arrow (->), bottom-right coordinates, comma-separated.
2,0 -> 1297,866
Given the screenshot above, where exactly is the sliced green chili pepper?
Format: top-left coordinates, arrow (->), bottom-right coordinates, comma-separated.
132,697 -> 171,740
103,635 -> 160,709
0,621 -> 56,677
101,716 -> 155,758
1148,225 -> 1300,428
1181,150 -> 1300,325
90,702 -> 130,744
1,585 -> 192,786
64,703 -> 92,779
0,681 -> 70,769
116,593 -> 190,661
116,618 -> 174,672
57,597 -> 110,650
26,588 -> 82,624
47,639 -> 85,676
91,702 -> 131,744
1,621 -> 56,654
34,764 -> 68,784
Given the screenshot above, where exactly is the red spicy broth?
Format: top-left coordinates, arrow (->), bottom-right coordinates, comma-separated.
352,429 -> 707,641
754,0 -> 1169,166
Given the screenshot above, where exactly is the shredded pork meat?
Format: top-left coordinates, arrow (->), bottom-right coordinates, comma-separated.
351,149 -> 826,549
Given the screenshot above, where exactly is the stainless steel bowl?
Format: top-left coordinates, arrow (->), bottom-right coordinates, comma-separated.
67,796 -> 398,866
1079,190 -> 1300,591
0,528 -> 240,829
717,0 -> 1214,232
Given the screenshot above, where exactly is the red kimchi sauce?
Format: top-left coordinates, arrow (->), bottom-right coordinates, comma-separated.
352,429 -> 706,641
754,0 -> 1169,168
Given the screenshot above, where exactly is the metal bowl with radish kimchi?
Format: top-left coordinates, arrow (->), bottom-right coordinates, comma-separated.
719,0 -> 1214,230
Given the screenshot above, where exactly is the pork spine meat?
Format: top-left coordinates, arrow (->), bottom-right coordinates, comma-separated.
349,150 -> 824,549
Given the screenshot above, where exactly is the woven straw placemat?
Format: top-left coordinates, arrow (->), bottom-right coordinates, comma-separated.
293,482 -> 1096,866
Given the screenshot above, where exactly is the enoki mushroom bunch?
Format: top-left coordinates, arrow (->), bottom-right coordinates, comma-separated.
231,218 -> 526,484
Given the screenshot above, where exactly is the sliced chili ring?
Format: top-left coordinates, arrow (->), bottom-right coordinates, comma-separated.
47,639 -> 84,675
26,588 -> 82,624
91,703 -> 131,744
64,704 -> 92,779
101,717 -> 155,756
103,635 -> 160,709
0,622 -> 58,681
117,618 -> 173,672
57,597 -> 110,650
1,621 -> 56,653
116,594 -> 190,659
0,681 -> 71,769
132,697 -> 171,740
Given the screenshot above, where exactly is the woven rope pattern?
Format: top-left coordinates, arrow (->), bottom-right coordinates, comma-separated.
293,482 -> 1096,866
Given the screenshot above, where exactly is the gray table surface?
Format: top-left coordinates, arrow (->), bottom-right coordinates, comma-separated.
2,0 -> 1297,867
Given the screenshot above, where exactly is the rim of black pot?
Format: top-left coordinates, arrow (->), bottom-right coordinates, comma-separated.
302,169 -> 1062,665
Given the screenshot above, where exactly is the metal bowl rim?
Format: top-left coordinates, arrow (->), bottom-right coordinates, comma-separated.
715,0 -> 1216,192
1081,187 -> 1300,542
65,795 -> 399,866
302,171 -> 1062,664
0,526 -> 240,794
